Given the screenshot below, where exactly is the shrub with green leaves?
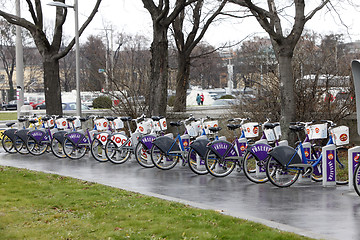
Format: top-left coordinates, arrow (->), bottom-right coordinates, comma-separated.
219,94 -> 235,99
92,96 -> 112,109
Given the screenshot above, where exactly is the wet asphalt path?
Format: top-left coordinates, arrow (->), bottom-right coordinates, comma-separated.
0,151 -> 359,240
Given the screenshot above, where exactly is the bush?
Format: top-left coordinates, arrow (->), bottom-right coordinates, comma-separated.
92,96 -> 112,109
219,95 -> 235,99
168,95 -> 176,107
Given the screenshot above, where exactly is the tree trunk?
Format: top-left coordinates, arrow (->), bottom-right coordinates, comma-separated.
173,54 -> 190,112
148,26 -> 168,116
278,53 -> 296,143
43,57 -> 63,115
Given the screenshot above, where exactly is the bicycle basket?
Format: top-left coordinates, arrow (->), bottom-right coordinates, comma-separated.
159,118 -> 167,131
56,118 -> 68,130
204,120 -> 218,134
307,123 -> 327,140
113,118 -> 124,130
330,126 -> 349,146
137,119 -> 152,134
242,122 -> 259,138
94,119 -> 109,131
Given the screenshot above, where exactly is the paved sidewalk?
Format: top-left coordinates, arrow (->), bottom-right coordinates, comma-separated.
1,152 -> 359,240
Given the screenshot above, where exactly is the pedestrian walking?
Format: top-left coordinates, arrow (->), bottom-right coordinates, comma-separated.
196,94 -> 201,105
200,93 -> 204,105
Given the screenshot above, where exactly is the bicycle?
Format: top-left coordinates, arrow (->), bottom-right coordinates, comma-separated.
62,116 -> 98,159
1,118 -> 27,154
265,120 -> 349,187
150,116 -> 198,170
13,117 -> 39,154
104,115 -> 146,164
50,116 -> 76,158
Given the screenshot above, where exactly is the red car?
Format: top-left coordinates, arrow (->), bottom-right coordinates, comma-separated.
31,100 -> 45,109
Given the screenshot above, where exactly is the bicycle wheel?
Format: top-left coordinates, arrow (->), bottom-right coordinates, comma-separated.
134,142 -> 154,168
310,145 -> 323,182
335,147 -> 349,185
63,138 -> 87,159
242,151 -> 268,183
265,155 -> 301,187
2,135 -> 16,153
90,138 -> 108,162
150,145 -> 178,170
105,140 -> 130,164
353,163 -> 360,196
204,149 -> 236,177
26,136 -> 48,156
14,136 -> 29,155
187,148 -> 208,175
50,137 -> 66,158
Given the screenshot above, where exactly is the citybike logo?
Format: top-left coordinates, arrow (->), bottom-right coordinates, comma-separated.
139,126 -> 144,132
251,144 -> 271,153
306,128 -> 310,135
69,133 -> 81,139
328,153 -> 334,160
213,143 -> 229,151
62,121 -> 66,127
163,121 -> 167,128
240,145 -> 246,151
31,131 -> 43,137
183,140 -> 188,147
247,127 -> 250,133
340,134 -> 348,142
305,150 -> 309,158
315,127 -> 320,133
253,126 -> 258,134
142,136 -> 154,143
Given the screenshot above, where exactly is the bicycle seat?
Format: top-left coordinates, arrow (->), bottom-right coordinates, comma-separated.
208,127 -> 222,133
289,125 -> 304,132
79,117 -> 88,122
170,121 -> 181,127
28,119 -> 38,124
66,117 -> 77,122
18,118 -> 27,122
263,122 -> 279,129
106,116 -> 117,121
121,116 -> 132,122
6,122 -> 16,127
227,124 -> 241,131
42,116 -> 51,121
151,116 -> 162,121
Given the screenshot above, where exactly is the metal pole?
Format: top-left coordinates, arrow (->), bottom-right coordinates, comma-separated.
16,0 -> 24,118
74,0 -> 81,117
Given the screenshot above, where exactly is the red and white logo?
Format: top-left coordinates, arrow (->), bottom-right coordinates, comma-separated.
339,134 -> 348,142
253,127 -> 258,134
315,128 -> 320,133
328,153 -> 334,160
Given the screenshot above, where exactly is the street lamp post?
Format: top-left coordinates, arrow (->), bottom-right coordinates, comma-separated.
48,0 -> 81,117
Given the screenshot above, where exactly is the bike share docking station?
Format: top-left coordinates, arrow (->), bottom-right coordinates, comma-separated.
351,60 -> 360,191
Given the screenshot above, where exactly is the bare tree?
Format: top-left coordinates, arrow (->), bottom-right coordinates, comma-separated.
142,0 -> 197,116
229,0 -> 331,141
171,0 -> 227,112
0,0 -> 102,115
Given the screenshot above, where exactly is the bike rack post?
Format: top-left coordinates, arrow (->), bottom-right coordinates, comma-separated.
348,146 -> 360,190
351,60 -> 360,135
298,142 -> 312,183
322,144 -> 337,186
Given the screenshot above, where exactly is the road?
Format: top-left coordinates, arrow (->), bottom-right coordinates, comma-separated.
0,152 -> 359,240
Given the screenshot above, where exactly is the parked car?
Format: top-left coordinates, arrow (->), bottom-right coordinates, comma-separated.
2,100 -> 30,111
32,100 -> 46,110
62,102 -> 90,111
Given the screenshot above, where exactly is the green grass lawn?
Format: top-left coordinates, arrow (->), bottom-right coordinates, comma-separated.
0,166 -> 313,240
0,112 -> 17,121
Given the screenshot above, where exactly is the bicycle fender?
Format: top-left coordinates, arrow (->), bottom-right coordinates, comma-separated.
268,145 -> 302,166
109,133 -> 129,147
53,130 -> 68,144
28,129 -> 48,144
207,140 -> 237,158
3,128 -> 17,141
152,136 -> 179,154
190,138 -> 210,159
95,132 -> 110,145
65,132 -> 88,145
247,143 -> 272,161
139,134 -> 156,150
15,129 -> 30,142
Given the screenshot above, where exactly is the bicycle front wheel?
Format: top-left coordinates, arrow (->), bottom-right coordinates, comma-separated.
14,136 -> 29,155
265,155 -> 300,188
63,138 -> 87,159
204,149 -> 236,177
50,137 -> 66,158
150,145 -> 178,170
242,151 -> 268,183
134,142 -> 154,168
105,140 -> 131,164
26,136 -> 48,156
91,138 -> 108,162
353,163 -> 360,196
2,135 -> 16,153
187,148 -> 208,175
